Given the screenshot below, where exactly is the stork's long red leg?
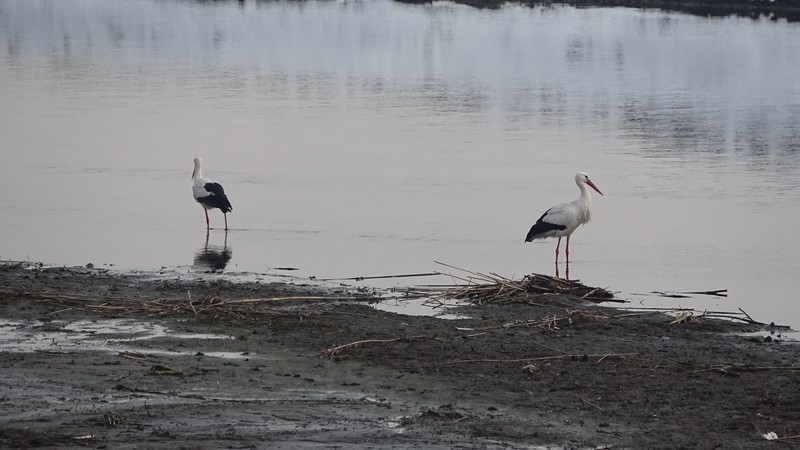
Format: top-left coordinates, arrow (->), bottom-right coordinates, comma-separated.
224,213 -> 228,231
204,209 -> 210,229
565,235 -> 570,263
555,237 -> 562,263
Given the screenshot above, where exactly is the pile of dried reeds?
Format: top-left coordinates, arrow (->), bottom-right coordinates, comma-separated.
433,262 -> 616,305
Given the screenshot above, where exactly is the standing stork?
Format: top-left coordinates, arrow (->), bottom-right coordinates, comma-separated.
191,157 -> 232,231
524,172 -> 603,263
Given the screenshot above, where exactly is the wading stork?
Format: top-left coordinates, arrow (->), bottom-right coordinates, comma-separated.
191,157 -> 232,231
524,172 -> 603,263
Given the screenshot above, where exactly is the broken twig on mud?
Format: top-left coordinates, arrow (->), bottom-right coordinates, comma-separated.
443,352 -> 637,365
321,335 -> 431,358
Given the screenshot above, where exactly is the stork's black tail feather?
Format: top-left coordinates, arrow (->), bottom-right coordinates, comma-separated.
200,182 -> 233,213
219,196 -> 233,214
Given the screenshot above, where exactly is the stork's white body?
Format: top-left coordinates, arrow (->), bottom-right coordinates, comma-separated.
524,172 -> 603,263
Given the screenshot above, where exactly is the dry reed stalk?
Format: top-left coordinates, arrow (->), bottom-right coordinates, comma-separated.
443,352 -> 637,365
691,364 -> 800,374
454,315 -> 572,332
567,309 -> 612,321
321,335 -> 430,358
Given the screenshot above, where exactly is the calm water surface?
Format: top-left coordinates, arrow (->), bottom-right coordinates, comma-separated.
1,0 -> 800,326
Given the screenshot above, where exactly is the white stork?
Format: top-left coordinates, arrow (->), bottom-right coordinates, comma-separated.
524,172 -> 603,263
191,157 -> 233,231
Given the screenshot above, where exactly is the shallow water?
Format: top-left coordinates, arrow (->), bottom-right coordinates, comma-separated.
1,0 -> 799,326
0,318 -> 241,357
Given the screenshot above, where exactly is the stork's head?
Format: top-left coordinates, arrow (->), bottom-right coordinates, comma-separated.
576,172 -> 603,196
192,157 -> 202,179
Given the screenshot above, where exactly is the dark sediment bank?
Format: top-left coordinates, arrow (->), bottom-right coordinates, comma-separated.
1,262 -> 799,448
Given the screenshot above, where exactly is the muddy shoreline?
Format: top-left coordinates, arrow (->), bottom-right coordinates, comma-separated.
1,262 -> 799,448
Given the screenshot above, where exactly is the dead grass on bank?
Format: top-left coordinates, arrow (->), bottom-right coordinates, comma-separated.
0,287 -> 366,320
425,263 -> 776,328
430,261 -> 616,305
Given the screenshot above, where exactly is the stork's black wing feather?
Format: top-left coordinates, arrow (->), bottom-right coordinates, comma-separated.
204,182 -> 226,197
524,209 -> 566,242
199,182 -> 233,213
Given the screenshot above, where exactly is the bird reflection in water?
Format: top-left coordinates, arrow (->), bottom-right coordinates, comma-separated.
194,230 -> 232,272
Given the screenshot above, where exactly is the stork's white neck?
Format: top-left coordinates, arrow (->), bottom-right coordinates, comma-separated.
192,158 -> 203,180
575,180 -> 593,224
578,181 -> 593,203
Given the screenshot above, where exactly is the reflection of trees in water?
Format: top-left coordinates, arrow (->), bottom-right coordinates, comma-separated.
658,4 -> 800,23
396,0 -> 800,23
415,78 -> 491,117
619,95 -> 710,154
194,233 -> 232,272
7,0 -> 799,162
619,94 -> 800,159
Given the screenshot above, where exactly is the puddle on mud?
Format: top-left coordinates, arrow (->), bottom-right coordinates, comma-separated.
740,330 -> 798,344
0,318 -> 243,358
383,417 -> 407,433
373,296 -> 471,319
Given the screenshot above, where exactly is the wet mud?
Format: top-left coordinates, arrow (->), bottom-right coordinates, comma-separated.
1,262 -> 799,449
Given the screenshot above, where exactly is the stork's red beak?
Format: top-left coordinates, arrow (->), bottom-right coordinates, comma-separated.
587,179 -> 603,196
